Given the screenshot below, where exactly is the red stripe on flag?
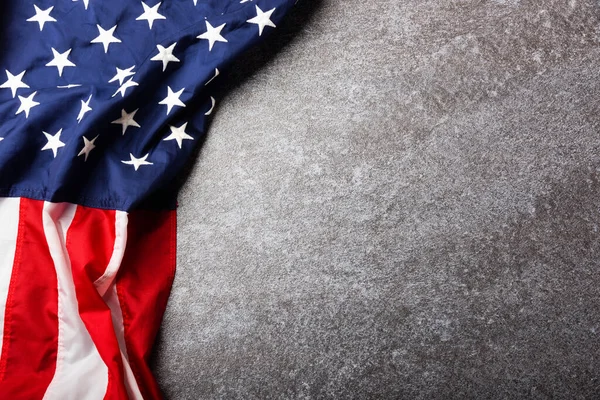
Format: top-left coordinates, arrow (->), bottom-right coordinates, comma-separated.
67,206 -> 117,283
117,209 -> 176,400
66,206 -> 128,400
0,198 -> 58,398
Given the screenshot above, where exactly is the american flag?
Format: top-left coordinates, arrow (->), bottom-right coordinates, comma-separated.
0,0 -> 295,398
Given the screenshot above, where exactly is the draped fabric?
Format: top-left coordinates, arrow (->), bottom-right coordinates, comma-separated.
0,0 -> 297,397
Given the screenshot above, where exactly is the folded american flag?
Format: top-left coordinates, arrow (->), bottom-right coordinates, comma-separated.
0,1 -> 295,398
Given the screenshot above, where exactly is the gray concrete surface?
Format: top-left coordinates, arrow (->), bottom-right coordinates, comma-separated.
151,0 -> 600,398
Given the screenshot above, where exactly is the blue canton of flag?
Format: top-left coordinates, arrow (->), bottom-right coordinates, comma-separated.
0,0 -> 295,211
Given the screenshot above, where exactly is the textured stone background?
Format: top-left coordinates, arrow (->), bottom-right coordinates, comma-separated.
152,0 -> 600,398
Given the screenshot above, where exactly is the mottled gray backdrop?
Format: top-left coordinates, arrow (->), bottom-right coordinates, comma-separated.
152,0 -> 600,398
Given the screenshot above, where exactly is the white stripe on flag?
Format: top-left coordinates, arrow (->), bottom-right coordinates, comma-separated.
95,211 -> 128,297
0,198 -> 20,360
105,283 -> 145,400
41,202 -> 109,400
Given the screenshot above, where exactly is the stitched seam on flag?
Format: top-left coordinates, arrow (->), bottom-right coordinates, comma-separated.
0,189 -> 178,212
0,189 -> 130,212
0,199 -> 26,382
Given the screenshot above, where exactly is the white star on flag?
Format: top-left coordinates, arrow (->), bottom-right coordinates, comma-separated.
151,43 -> 180,71
122,153 -> 153,171
27,5 -> 57,31
74,0 -> 91,10
112,78 -> 139,98
197,21 -> 228,51
57,84 -> 82,89
16,91 -> 40,118
41,129 -> 66,158
77,95 -> 93,123
77,135 -> 98,161
91,24 -> 122,53
159,86 -> 186,115
109,66 -> 135,85
247,6 -> 277,36
0,70 -> 29,98
112,109 -> 141,135
205,96 -> 216,115
137,2 -> 166,29
205,68 -> 220,86
163,122 -> 194,148
46,48 -> 76,77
